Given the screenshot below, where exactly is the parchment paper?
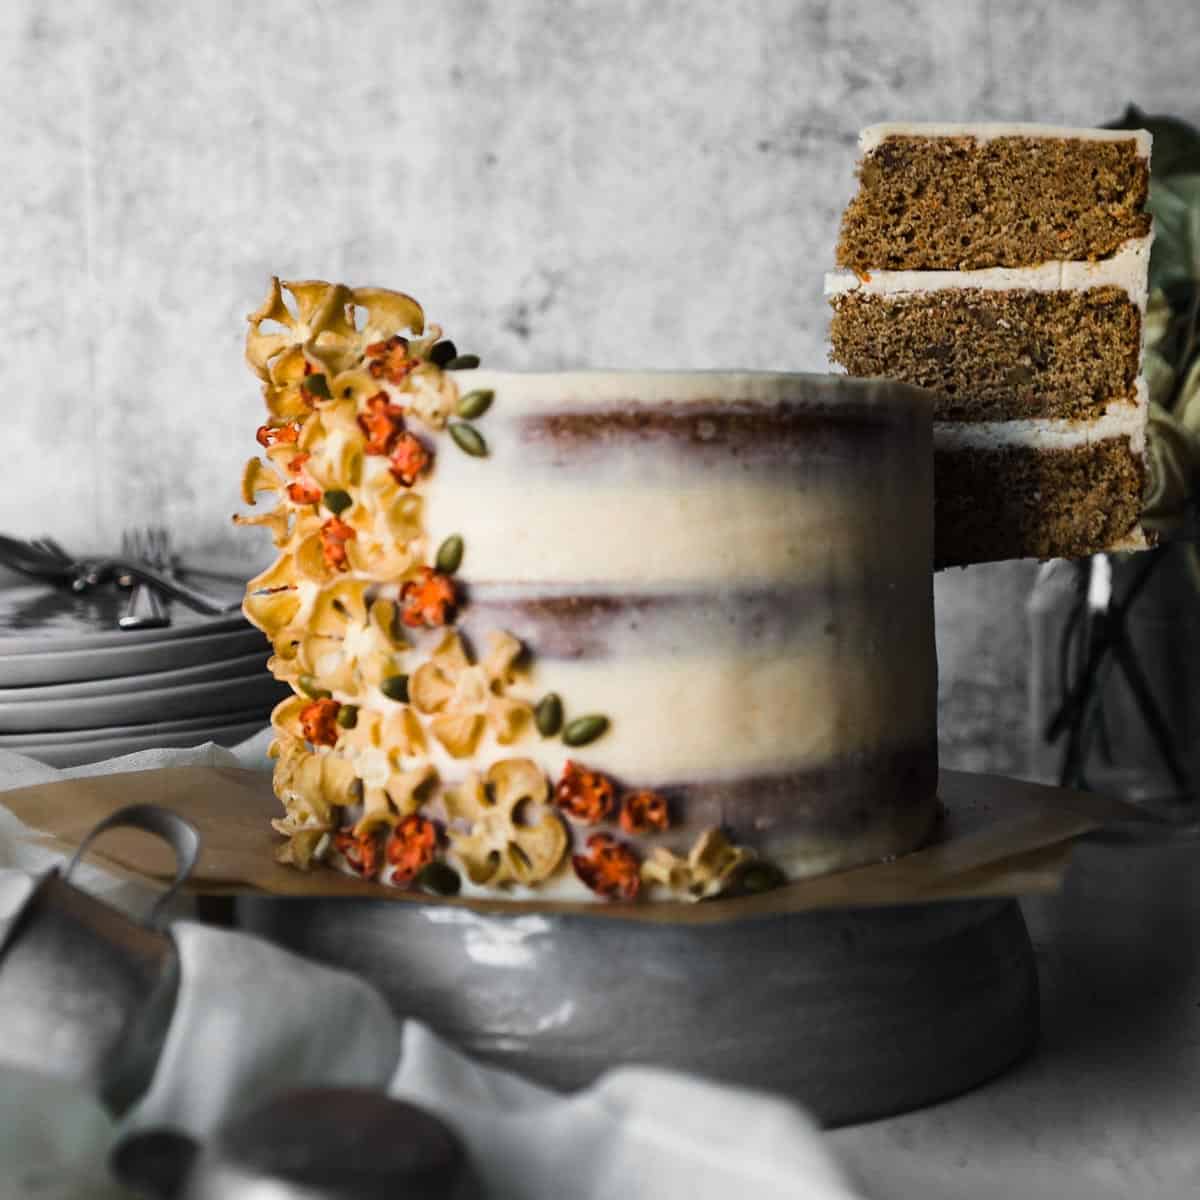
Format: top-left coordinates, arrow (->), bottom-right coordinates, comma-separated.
0,764 -> 1141,925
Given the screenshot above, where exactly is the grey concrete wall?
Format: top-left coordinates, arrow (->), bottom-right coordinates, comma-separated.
2,0 -> 1196,772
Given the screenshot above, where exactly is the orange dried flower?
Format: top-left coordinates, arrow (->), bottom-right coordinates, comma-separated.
573,833 -> 641,901
385,814 -> 439,884
619,790 -> 670,834
285,452 -> 322,505
555,760 -> 615,824
357,391 -> 407,456
300,697 -> 341,747
400,567 -> 457,628
256,421 -> 300,449
388,432 -> 430,486
366,335 -> 416,385
334,828 -> 382,878
319,516 -> 357,572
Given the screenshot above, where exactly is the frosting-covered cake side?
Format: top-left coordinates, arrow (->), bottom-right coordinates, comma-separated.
237,280 -> 938,902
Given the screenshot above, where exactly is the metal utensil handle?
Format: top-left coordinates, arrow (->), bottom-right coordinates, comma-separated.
65,804 -> 201,929
79,558 -> 241,615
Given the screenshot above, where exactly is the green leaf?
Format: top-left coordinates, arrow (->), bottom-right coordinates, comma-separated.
1144,347 -> 1176,408
1106,105 -> 1200,177
1144,289 -> 1172,351
1177,355 -> 1200,438
1146,175 -> 1200,292
1144,401 -> 1199,521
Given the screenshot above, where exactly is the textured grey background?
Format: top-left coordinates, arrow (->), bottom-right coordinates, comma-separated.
2,0 -> 1197,773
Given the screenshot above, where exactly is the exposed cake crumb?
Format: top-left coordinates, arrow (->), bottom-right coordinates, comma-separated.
837,135 -> 1150,271
830,286 -> 1141,421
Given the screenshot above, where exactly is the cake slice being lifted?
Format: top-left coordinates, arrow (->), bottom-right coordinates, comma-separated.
826,122 -> 1154,567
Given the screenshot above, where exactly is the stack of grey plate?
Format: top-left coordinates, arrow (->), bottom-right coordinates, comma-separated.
0,574 -> 286,767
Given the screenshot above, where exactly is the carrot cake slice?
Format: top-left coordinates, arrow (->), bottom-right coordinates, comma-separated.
826,122 -> 1154,567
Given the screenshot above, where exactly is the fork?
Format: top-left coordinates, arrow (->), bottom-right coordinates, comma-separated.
119,529 -> 171,631
0,533 -> 241,614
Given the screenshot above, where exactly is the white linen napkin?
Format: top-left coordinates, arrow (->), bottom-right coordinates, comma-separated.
0,740 -> 865,1200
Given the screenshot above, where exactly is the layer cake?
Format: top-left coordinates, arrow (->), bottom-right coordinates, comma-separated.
237,278 -> 939,902
826,122 -> 1154,567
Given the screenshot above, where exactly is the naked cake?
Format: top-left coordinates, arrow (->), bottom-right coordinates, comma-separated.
237,278 -> 939,902
826,122 -> 1154,567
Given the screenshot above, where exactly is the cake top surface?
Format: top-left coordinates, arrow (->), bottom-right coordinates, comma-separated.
859,122 -> 1152,158
453,368 -> 936,422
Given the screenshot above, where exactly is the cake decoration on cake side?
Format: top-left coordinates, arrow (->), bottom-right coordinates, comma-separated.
237,278 -> 940,902
826,121 -> 1155,567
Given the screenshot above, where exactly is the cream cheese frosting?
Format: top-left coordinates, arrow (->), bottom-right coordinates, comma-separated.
823,236 -> 1152,310
858,122 -> 1153,159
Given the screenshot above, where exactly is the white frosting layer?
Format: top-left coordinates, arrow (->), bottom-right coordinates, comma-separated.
424,371 -> 934,781
933,382 -> 1148,455
521,618 -> 935,780
421,371 -> 931,587
859,122 -> 1152,159
423,474 -> 918,586
824,236 -> 1152,310
346,619 -> 935,787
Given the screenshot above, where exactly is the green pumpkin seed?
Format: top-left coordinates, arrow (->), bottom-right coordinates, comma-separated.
416,861 -> 461,896
302,373 -> 331,398
323,488 -> 352,515
449,422 -> 487,457
446,354 -> 480,370
457,389 -> 494,420
298,675 -> 331,700
429,339 -> 458,367
535,693 -> 564,737
736,861 -> 786,895
435,534 -> 464,575
562,714 -> 609,747
336,704 -> 359,729
380,674 -> 410,702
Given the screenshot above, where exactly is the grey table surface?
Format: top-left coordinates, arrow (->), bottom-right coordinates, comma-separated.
830,838 -> 1200,1199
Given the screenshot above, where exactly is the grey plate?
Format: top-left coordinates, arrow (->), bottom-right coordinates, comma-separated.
0,628 -> 268,688
0,672 -> 287,735
0,651 -> 270,704
236,895 -> 1039,1127
0,706 -> 272,748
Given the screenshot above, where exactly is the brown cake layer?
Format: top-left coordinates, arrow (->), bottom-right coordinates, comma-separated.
934,437 -> 1146,567
645,744 -> 937,847
429,744 -> 938,863
837,135 -> 1150,271
456,581 -> 909,660
829,286 -> 1141,421
516,398 -> 922,475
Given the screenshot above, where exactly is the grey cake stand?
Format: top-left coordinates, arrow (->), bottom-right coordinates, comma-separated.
236,894 -> 1038,1127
